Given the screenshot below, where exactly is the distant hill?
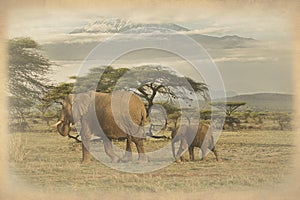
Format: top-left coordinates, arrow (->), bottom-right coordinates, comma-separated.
43,34 -> 256,60
199,93 -> 294,112
226,93 -> 294,112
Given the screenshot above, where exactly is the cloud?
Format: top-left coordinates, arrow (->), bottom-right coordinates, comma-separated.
213,56 -> 274,63
43,31 -> 181,45
42,33 -> 114,44
183,27 -> 231,35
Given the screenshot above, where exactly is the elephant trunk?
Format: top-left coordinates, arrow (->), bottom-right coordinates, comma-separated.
57,120 -> 71,137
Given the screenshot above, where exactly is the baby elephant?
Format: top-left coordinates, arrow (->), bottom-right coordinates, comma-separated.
171,123 -> 221,162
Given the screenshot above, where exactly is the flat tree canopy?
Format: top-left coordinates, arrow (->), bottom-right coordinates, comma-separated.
210,102 -> 246,116
68,65 -> 208,115
210,102 -> 246,130
115,65 -> 208,114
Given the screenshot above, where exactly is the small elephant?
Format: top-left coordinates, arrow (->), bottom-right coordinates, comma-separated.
171,123 -> 220,162
55,91 -> 147,163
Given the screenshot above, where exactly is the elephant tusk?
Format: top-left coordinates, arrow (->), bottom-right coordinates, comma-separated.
52,120 -> 63,126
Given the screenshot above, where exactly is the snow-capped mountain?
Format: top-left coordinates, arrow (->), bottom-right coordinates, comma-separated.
43,18 -> 257,60
70,18 -> 189,34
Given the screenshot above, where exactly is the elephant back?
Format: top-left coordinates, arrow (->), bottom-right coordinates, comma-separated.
94,91 -> 146,139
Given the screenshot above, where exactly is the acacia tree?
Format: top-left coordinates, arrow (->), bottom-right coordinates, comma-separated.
40,66 -> 128,121
211,102 -> 246,130
73,66 -> 130,93
42,83 -> 74,106
38,82 -> 74,125
8,37 -> 52,130
67,65 -> 208,115
41,67 -> 128,114
8,96 -> 35,131
272,112 -> 292,130
211,102 -> 246,116
115,65 -> 208,115
9,38 -> 51,100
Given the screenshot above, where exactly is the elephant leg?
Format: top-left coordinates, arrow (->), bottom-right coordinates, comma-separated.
81,142 -> 92,164
171,141 -> 176,159
188,146 -> 195,161
121,137 -> 133,162
175,138 -> 188,163
103,139 -> 120,163
132,137 -> 148,163
212,147 -> 222,162
200,148 -> 206,161
172,135 -> 180,160
80,127 -> 92,164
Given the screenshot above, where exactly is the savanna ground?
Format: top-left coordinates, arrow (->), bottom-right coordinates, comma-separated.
7,126 -> 296,196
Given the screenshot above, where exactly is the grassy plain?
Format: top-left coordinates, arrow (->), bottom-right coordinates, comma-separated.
8,129 -> 295,196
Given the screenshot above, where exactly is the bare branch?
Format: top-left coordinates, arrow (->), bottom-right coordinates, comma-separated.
68,133 -> 82,143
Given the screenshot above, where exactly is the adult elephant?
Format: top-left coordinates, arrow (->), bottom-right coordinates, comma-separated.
171,123 -> 220,162
55,90 -> 147,163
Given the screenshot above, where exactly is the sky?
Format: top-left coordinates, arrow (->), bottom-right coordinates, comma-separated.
7,8 -> 294,95
8,8 -> 292,42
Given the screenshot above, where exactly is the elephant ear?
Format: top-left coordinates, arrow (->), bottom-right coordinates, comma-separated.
65,94 -> 73,105
72,93 -> 92,122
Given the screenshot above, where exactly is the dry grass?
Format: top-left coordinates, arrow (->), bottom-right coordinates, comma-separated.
8,133 -> 30,162
8,130 -> 295,195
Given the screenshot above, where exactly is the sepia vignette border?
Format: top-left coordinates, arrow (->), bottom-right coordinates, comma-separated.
0,0 -> 300,199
